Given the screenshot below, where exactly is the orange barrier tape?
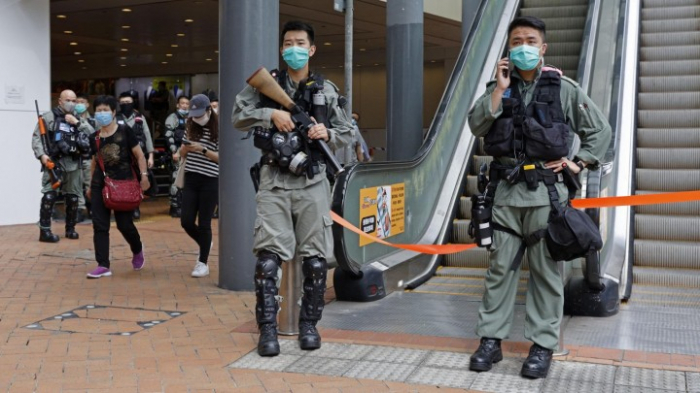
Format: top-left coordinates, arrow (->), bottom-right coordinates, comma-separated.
330,211 -> 477,255
571,190 -> 700,209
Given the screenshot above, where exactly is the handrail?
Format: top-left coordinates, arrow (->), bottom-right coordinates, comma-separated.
599,0 -> 639,300
577,0 -> 602,91
332,0 -> 516,279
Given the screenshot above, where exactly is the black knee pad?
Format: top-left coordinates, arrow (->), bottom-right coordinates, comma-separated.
66,194 -> 79,206
302,256 -> 328,280
41,191 -> 57,209
255,252 -> 281,280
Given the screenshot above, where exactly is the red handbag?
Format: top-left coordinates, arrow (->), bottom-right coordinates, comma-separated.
95,130 -> 143,211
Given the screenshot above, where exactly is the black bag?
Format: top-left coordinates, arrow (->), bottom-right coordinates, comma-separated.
545,204 -> 602,261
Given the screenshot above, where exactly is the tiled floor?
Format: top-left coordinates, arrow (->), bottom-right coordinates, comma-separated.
0,197 -> 697,392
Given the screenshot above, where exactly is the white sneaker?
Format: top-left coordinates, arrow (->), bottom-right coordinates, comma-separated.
191,261 -> 209,278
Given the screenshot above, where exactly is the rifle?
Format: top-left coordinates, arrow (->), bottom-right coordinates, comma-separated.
246,67 -> 344,175
35,100 -> 63,189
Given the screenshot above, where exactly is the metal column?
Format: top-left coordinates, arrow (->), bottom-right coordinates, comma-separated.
462,0 -> 480,42
278,258 -> 302,335
386,0 -> 424,161
344,0 -> 354,116
218,0 -> 279,291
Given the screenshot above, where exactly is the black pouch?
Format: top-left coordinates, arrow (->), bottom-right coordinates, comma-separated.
253,127 -> 274,151
483,99 -> 517,157
545,205 -> 602,261
522,118 -> 569,160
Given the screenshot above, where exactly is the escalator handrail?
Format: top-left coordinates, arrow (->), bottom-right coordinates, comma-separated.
599,0 -> 639,299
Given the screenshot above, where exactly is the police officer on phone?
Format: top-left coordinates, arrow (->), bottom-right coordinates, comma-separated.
467,16 -> 610,379
232,20 -> 353,357
31,89 -> 94,242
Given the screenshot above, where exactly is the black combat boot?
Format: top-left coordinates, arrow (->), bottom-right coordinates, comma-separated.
39,192 -> 59,243
469,337 -> 503,371
255,252 -> 282,356
521,343 -> 553,379
64,194 -> 80,239
298,256 -> 327,350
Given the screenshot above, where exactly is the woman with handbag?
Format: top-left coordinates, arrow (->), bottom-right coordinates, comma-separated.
179,94 -> 219,278
86,95 -> 150,279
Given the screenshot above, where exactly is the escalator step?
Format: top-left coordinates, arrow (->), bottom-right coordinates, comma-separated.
639,92 -> 700,110
543,29 -> 585,43
636,168 -> 700,191
638,109 -> 700,128
637,148 -> 700,169
642,18 -> 700,33
459,196 -> 472,220
543,55 -> 580,71
470,156 -> 493,175
641,5 -> 700,21
635,190 -> 700,215
643,0 -> 700,8
641,31 -> 700,47
640,60 -> 700,76
522,0 -> 588,8
537,17 -> 586,30
544,42 -> 584,56
640,45 -> 700,62
465,175 -> 479,196
638,128 -> 700,148
520,5 -> 589,18
633,266 -> 700,287
635,215 -> 700,242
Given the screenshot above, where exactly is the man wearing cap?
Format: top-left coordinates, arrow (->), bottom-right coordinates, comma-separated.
232,20 -> 353,357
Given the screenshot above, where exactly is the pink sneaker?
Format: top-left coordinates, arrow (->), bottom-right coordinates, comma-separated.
87,266 -> 112,279
132,249 -> 145,271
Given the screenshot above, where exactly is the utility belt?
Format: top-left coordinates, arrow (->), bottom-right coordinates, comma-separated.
469,161 -> 601,267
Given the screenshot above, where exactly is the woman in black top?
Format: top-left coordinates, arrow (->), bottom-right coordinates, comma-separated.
179,94 -> 220,278
86,95 -> 150,279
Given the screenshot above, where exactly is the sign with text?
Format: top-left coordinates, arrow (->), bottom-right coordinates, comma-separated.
359,183 -> 405,246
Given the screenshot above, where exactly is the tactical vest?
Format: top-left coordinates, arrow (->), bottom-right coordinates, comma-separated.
174,113 -> 187,144
255,70 -> 330,165
117,113 -> 147,152
50,107 -> 81,158
483,70 -> 571,161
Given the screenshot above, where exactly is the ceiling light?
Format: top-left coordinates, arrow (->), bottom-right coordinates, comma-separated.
177,33 -> 185,37
120,56 -> 127,60
359,48 -> 366,52
166,53 -> 173,57
73,51 -> 81,55
78,59 -> 85,63
69,42 -> 78,46
214,50 -> 219,54
184,19 -> 194,23
171,44 -> 178,48
324,42 -> 332,46
206,58 -> 212,61
162,61 -> 168,64
121,48 -> 128,52
356,64 -> 362,67
374,63 -> 379,66
82,67 -> 87,70
122,8 -> 132,12
122,25 -> 130,29
430,60 -> 436,63
120,64 -> 127,67
121,38 -> 129,42
64,30 -> 73,34
56,15 -> 67,19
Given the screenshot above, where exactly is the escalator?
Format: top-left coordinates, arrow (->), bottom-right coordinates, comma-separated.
332,0 -> 631,315
630,0 -> 700,305
414,0 -> 592,303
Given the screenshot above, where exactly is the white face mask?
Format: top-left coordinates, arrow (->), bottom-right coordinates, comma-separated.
193,113 -> 209,126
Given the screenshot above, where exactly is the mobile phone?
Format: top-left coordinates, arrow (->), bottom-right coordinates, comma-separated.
182,139 -> 192,145
503,58 -> 514,78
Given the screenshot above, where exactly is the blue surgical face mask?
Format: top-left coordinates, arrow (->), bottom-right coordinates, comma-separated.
177,109 -> 189,116
75,103 -> 87,114
509,44 -> 542,71
95,111 -> 113,127
282,46 -> 310,70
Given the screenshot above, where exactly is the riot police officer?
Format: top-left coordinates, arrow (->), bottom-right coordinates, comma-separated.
164,96 -> 190,217
117,91 -> 155,219
76,92 -> 96,220
232,21 -> 353,357
31,89 -> 94,242
466,16 -> 611,379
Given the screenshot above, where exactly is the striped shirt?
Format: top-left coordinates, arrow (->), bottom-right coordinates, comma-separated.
184,128 -> 219,178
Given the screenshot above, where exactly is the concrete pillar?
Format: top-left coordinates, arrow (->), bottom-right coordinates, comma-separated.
218,0 -> 279,290
386,0 -> 424,161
